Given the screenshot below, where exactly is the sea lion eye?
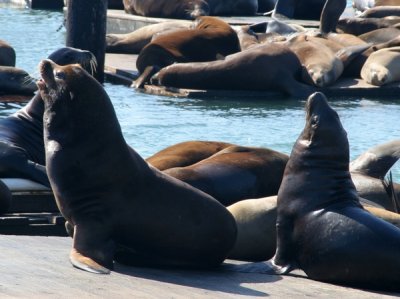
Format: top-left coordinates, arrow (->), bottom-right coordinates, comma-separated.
55,71 -> 66,80
311,115 -> 318,127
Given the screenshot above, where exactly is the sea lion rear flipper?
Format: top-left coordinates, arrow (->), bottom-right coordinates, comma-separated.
70,223 -> 115,274
319,0 -> 347,34
132,65 -> 160,89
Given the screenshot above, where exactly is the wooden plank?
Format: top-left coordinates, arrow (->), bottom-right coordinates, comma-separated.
0,235 -> 396,298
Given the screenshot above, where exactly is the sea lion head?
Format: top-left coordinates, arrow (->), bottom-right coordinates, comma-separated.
47,47 -> 97,75
292,92 -> 349,168
362,64 -> 390,86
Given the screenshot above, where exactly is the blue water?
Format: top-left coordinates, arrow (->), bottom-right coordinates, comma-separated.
0,4 -> 399,180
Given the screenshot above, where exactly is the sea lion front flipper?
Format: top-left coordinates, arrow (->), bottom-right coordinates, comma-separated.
270,218 -> 297,274
336,43 -> 372,67
70,223 -> 115,274
132,65 -> 160,89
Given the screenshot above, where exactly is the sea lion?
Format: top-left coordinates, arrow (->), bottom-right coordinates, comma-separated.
134,16 -> 241,88
106,21 -> 191,54
38,60 -> 237,274
361,46 -> 400,85
359,5 -> 400,18
0,40 -> 16,67
343,35 -> 400,77
358,27 -> 400,44
164,145 -> 289,206
0,66 -> 37,95
285,35 -> 357,87
350,139 -> 400,211
153,42 -> 314,97
123,0 -> 258,18
273,0 -> 343,21
337,17 -> 400,36
0,47 -> 96,188
123,0 -> 209,19
227,195 -> 400,262
146,140 -> 233,171
270,92 -> 400,292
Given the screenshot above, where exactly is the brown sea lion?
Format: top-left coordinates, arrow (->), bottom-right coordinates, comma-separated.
337,16 -> 400,36
270,92 -> 400,292
164,146 -> 289,206
134,16 -> 240,88
360,46 -> 400,85
106,21 -> 191,54
123,0 -> 258,18
359,5 -> 400,18
123,0 -> 209,19
358,27 -> 400,44
0,40 -> 16,67
38,60 -> 237,274
146,140 -> 233,171
153,42 -> 314,97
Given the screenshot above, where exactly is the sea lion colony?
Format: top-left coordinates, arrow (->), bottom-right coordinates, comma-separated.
0,0 -> 400,294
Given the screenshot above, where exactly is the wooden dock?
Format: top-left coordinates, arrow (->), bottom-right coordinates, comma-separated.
0,234 -> 397,298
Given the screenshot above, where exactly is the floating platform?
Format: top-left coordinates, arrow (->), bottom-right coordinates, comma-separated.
0,234 -> 397,298
0,178 -> 66,236
104,53 -> 400,99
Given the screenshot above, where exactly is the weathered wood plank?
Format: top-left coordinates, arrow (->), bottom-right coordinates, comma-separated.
0,235 -> 396,298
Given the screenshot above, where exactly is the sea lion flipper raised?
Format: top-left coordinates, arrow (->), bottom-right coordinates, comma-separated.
350,139 -> 400,178
319,0 -> 347,34
70,223 -> 115,274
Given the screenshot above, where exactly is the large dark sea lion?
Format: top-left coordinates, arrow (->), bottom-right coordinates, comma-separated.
38,60 -> 237,274
164,145 -> 289,206
270,92 -> 400,292
0,47 -> 96,188
146,140 -> 233,171
134,16 -> 241,88
154,42 -> 314,97
0,40 -> 16,67
273,0 -> 345,21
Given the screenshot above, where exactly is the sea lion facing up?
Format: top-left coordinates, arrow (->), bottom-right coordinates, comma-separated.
270,92 -> 400,292
38,60 -> 237,274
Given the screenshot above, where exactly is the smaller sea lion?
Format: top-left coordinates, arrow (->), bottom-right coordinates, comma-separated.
359,5 -> 400,18
337,16 -> 400,36
106,21 -> 191,54
0,66 -> 37,95
361,46 -> 400,85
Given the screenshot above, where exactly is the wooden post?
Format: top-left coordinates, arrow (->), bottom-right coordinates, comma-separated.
66,0 -> 108,83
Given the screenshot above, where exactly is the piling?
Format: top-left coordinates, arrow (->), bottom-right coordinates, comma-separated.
65,0 -> 108,83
